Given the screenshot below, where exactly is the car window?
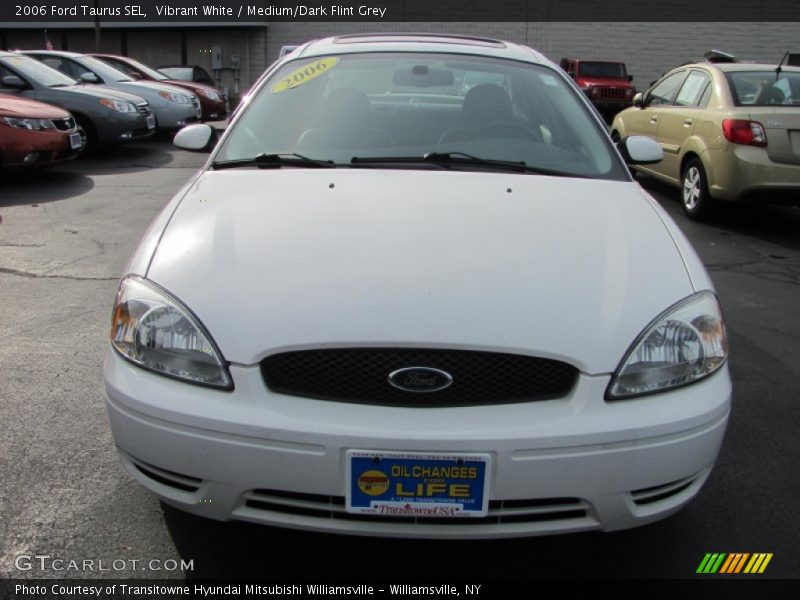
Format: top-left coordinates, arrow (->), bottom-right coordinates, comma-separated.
726,70 -> 800,106
122,58 -> 169,81
159,67 -> 193,81
647,71 -> 688,107
75,55 -> 135,82
215,52 -> 627,180
195,68 -> 215,85
39,56 -> 83,79
674,71 -> 712,107
0,55 -> 77,87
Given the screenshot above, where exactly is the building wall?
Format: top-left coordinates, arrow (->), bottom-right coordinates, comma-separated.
2,22 -> 798,96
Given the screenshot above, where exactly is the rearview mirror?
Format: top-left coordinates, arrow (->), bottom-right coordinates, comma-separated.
174,123 -> 216,152
393,66 -> 454,88
80,72 -> 99,84
632,92 -> 644,108
618,135 -> 663,165
1,75 -> 26,89
627,75 -> 634,82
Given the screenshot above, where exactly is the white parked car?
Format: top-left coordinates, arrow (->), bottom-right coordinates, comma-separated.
105,34 -> 731,539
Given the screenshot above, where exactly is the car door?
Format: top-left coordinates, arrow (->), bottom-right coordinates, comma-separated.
625,70 -> 688,143
652,69 -> 712,181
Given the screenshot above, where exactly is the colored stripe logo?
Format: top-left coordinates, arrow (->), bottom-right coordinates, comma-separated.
697,553 -> 773,574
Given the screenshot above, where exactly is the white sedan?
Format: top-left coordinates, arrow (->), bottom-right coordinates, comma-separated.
105,34 -> 730,538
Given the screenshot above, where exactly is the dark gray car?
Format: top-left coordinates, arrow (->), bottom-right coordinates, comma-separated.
0,51 -> 155,151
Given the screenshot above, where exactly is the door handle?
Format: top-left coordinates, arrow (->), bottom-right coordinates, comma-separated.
684,118 -> 694,126
650,116 -> 659,123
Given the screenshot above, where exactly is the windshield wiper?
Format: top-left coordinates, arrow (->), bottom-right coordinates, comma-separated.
351,152 -> 585,177
211,153 -> 335,170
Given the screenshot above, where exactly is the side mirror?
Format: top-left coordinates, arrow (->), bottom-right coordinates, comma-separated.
80,72 -> 99,83
128,72 -> 143,80
632,92 -> 644,108
627,74 -> 634,82
1,75 -> 26,89
174,123 -> 216,152
618,135 -> 663,165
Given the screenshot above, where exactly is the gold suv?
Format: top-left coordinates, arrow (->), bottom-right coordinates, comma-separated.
612,57 -> 800,219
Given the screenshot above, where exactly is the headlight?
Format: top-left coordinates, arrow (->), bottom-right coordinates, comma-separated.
159,90 -> 192,104
198,89 -> 221,102
3,117 -> 55,131
606,291 -> 728,400
110,276 -> 232,390
99,98 -> 136,113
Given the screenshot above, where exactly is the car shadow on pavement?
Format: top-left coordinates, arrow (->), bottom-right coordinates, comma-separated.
0,169 -> 95,207
68,140 -> 177,175
162,501 -> 707,579
637,175 -> 800,252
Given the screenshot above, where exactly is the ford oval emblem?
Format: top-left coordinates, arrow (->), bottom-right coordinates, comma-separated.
388,367 -> 453,393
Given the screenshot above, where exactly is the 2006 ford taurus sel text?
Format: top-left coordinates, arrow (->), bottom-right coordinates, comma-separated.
104,34 -> 731,539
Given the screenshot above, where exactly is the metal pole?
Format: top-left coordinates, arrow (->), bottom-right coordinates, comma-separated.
94,0 -> 101,51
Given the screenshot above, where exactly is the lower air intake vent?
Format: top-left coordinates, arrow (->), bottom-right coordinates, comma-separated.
630,475 -> 697,506
244,489 -> 588,525
131,459 -> 202,493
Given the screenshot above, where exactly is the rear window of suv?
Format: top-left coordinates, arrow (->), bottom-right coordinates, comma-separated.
726,71 -> 800,106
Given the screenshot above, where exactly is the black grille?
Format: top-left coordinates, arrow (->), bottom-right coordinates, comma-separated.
261,348 -> 578,407
51,117 -> 75,131
244,489 -> 589,526
597,87 -> 627,100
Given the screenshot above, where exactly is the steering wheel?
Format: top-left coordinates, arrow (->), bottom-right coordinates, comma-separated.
468,120 -> 543,142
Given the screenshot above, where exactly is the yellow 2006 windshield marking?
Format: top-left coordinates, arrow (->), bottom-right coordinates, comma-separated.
272,57 -> 339,93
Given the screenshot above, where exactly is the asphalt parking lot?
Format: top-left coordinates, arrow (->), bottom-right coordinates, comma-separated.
1,138 -> 799,581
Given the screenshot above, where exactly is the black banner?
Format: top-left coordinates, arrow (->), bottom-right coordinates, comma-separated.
1,0 -> 799,23
3,579 -> 800,600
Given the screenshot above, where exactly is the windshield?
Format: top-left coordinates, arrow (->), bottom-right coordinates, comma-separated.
215,52 -> 626,180
0,54 -> 77,87
159,67 -> 193,81
77,55 -> 135,82
123,57 -> 168,81
578,62 -> 627,78
726,70 -> 800,106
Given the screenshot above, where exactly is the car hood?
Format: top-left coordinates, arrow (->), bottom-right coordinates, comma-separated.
0,93 -> 70,118
123,80 -> 196,97
578,76 -> 631,86
164,79 -> 222,96
146,170 -> 693,373
57,84 -> 148,104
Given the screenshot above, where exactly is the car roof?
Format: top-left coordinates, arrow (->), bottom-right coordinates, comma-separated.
292,34 -> 547,65
678,61 -> 800,73
20,50 -> 83,58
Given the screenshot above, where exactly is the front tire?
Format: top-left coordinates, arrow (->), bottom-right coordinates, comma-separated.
74,115 -> 97,156
681,158 -> 715,220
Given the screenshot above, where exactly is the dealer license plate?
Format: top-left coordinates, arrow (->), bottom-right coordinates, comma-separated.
146,115 -> 156,130
69,133 -> 83,150
346,450 -> 490,518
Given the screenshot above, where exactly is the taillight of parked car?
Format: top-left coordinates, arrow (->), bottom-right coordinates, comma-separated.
722,119 -> 767,147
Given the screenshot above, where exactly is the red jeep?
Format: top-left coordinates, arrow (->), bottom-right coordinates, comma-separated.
560,58 -> 636,121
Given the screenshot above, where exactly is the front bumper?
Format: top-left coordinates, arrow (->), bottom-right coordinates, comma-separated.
151,101 -> 201,130
95,111 -> 154,145
0,127 -> 81,166
104,350 -> 731,539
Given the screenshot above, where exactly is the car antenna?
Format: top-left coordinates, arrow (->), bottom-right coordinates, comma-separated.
775,51 -> 790,80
